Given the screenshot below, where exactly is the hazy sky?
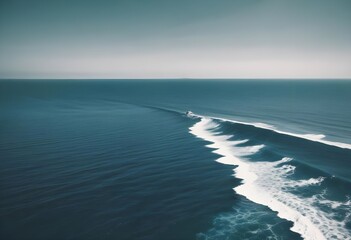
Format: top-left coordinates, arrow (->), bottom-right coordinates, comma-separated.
0,0 -> 351,79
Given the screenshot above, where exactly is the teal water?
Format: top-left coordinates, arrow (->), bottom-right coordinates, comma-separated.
0,80 -> 350,239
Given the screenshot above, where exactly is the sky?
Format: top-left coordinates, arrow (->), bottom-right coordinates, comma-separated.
0,0 -> 351,79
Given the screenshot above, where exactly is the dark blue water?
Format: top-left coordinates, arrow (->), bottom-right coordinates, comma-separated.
0,80 -> 350,240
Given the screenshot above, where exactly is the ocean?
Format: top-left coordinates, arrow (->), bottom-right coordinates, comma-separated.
0,80 -> 350,240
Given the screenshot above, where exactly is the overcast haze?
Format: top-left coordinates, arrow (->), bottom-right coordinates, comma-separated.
0,0 -> 351,79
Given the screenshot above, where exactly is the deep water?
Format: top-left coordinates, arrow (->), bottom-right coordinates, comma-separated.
0,80 -> 350,240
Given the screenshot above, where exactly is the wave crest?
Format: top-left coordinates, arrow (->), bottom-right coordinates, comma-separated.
189,116 -> 351,240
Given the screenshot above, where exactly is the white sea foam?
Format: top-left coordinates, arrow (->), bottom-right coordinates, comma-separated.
191,113 -> 351,150
189,117 -> 351,240
291,177 -> 325,187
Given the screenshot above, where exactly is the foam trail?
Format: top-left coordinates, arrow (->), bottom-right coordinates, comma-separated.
189,117 -> 351,240
190,113 -> 351,150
